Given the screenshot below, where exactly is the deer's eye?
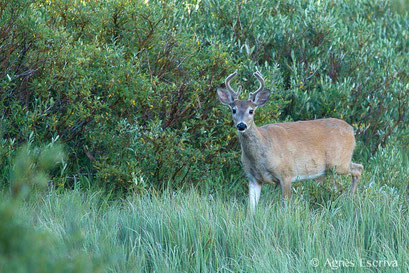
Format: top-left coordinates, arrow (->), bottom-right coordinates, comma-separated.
232,109 -> 237,114
249,109 -> 254,115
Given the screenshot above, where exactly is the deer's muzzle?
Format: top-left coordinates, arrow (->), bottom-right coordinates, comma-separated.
237,122 -> 247,132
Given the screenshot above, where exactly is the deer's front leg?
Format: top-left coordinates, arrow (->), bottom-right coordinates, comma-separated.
249,180 -> 261,215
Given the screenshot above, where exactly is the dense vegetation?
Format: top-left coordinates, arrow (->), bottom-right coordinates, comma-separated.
1,142 -> 408,272
0,0 -> 408,272
1,0 -> 408,192
1,181 -> 408,272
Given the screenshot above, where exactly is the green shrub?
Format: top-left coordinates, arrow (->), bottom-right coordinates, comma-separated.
9,140 -> 66,198
0,0 -> 407,192
0,199 -> 100,273
0,139 -> 98,273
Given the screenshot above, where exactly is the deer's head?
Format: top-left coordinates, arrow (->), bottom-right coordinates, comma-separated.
217,71 -> 271,133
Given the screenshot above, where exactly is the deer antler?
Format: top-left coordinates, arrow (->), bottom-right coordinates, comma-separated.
225,71 -> 241,98
253,71 -> 265,93
249,71 -> 265,99
237,85 -> 242,95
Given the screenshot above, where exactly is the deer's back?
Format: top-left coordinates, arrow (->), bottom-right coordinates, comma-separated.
262,118 -> 354,146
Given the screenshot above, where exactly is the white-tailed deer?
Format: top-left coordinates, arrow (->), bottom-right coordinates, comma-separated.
217,71 -> 363,214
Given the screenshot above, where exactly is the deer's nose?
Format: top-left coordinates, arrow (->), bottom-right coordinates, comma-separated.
236,122 -> 247,131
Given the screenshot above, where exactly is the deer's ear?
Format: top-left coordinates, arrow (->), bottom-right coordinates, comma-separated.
250,89 -> 271,107
217,88 -> 234,106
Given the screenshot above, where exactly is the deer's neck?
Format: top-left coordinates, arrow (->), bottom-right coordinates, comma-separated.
238,124 -> 265,158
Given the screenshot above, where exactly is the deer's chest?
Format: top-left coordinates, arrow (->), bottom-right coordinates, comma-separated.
241,152 -> 280,184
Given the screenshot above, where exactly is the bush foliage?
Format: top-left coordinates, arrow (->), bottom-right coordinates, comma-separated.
1,0 -> 408,192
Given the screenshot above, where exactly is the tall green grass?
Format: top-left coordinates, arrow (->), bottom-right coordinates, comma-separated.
16,187 -> 408,272
1,144 -> 408,272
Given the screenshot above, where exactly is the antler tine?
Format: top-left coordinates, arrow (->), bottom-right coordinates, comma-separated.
253,71 -> 265,94
225,71 -> 238,94
236,85 -> 242,96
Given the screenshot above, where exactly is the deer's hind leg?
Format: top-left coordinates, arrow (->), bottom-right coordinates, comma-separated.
349,162 -> 363,194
